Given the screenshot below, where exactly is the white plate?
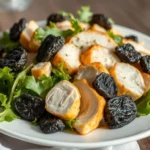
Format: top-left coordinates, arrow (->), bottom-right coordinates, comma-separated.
0,21 -> 150,149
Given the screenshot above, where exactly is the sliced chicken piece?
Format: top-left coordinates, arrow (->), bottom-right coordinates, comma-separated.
91,24 -> 106,33
52,43 -> 81,75
133,63 -> 150,94
81,44 -> 120,70
122,39 -> 150,55
29,31 -> 41,52
74,62 -> 109,86
45,80 -> 81,120
110,63 -> 145,101
73,79 -> 106,135
20,20 -> 39,51
69,30 -> 117,52
56,20 -> 72,31
109,28 -> 123,36
31,62 -> 52,79
79,23 -> 90,30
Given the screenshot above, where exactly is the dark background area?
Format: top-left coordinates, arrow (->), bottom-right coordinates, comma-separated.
0,0 -> 150,149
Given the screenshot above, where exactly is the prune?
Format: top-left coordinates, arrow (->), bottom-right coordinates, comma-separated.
93,72 -> 118,99
115,43 -> 141,63
14,94 -> 45,121
39,113 -> 65,134
104,95 -> 137,129
47,13 -> 68,25
124,35 -> 138,42
0,46 -> 4,57
0,47 -> 27,71
90,14 -> 112,30
36,34 -> 65,62
140,55 -> 150,74
10,18 -> 26,41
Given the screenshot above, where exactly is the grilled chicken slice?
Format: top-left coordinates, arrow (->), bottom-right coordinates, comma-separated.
79,23 -> 90,30
56,20 -> 72,31
109,28 -> 123,36
91,24 -> 106,33
69,30 -> 117,52
133,63 -> 150,94
45,80 -> 81,120
110,63 -> 145,100
81,44 -> 120,70
74,62 -> 109,86
20,20 -> 39,51
73,79 -> 106,135
31,62 -> 52,79
52,43 -> 81,75
122,39 -> 150,55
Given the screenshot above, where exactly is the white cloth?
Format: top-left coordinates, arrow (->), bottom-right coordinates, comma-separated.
0,133 -> 140,150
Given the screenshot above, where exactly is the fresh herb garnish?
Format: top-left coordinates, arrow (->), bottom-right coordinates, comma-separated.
107,30 -> 123,45
77,6 -> 93,23
0,32 -> 20,52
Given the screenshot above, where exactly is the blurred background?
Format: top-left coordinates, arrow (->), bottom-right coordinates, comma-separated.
0,0 -> 149,35
0,0 -> 150,150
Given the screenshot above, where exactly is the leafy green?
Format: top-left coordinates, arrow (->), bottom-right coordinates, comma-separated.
0,32 -> 20,52
0,64 -> 33,122
31,118 -> 38,126
24,75 -> 53,97
77,6 -> 93,23
136,90 -> 150,117
59,11 -> 75,19
24,64 -> 71,97
0,67 -> 14,95
34,19 -> 82,41
108,18 -> 115,25
64,119 -> 76,130
107,30 -> 123,45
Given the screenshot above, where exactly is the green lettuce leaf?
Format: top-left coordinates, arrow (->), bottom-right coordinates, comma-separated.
77,6 -> 93,23
34,19 -> 82,41
0,32 -> 20,52
0,67 -> 14,95
64,119 -> 76,130
136,90 -> 150,117
107,31 -> 123,46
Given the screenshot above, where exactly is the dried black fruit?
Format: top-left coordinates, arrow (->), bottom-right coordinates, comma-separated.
36,34 -> 65,62
14,94 -> 45,121
104,95 -> 137,129
124,35 -> 138,42
39,113 -> 65,134
93,73 -> 118,99
90,14 -> 112,30
0,46 -> 4,57
115,43 -> 141,63
47,13 -> 68,25
10,18 -> 26,41
140,55 -> 150,74
0,47 -> 27,71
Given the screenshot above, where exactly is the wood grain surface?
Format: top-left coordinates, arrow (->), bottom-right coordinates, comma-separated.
0,0 -> 150,149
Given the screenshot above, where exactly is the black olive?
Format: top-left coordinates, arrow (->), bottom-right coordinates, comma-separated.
0,46 -> 4,57
14,94 -> 45,121
140,55 -> 150,74
104,95 -> 137,129
115,43 -> 141,63
0,47 -> 27,71
36,34 -> 65,62
39,113 -> 65,134
47,13 -> 68,25
93,72 -> 118,100
124,35 -> 138,42
10,18 -> 26,41
90,14 -> 112,30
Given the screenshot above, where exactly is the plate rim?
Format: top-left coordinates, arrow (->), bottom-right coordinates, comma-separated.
0,21 -> 150,148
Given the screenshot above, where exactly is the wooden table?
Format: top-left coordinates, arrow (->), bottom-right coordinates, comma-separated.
0,0 -> 150,149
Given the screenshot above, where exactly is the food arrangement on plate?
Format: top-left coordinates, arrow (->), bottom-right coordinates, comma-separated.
0,6 -> 150,136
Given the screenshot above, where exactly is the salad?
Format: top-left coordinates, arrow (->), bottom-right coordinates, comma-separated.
0,6 -> 150,135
